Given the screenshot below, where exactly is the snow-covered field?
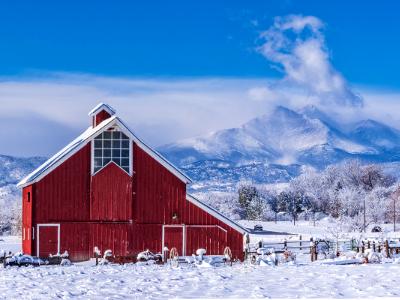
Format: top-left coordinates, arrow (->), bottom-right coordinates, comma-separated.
3,261 -> 400,299
3,223 -> 400,299
240,220 -> 400,243
0,235 -> 20,254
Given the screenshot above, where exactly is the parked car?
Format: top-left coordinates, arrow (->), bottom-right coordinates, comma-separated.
371,226 -> 382,233
254,224 -> 263,231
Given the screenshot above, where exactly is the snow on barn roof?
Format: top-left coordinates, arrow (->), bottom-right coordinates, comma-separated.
18,112 -> 192,187
186,194 -> 248,234
88,103 -> 116,117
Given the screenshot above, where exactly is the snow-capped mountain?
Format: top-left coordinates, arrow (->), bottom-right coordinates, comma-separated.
158,105 -> 400,191
2,105 -> 400,195
0,155 -> 46,205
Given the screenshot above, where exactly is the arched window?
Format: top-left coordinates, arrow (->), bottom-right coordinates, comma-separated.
93,129 -> 130,174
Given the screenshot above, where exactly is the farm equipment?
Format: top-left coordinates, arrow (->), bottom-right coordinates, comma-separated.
2,251 -> 71,267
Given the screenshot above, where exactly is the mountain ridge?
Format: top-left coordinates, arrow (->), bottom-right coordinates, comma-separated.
157,105 -> 400,191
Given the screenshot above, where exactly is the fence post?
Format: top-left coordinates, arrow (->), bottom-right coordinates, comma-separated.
310,238 -> 316,262
284,239 -> 287,249
362,241 -> 365,254
367,241 -> 371,249
373,241 -> 376,252
300,235 -> 302,251
385,240 -> 390,258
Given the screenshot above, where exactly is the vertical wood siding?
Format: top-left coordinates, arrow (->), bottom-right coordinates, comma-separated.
182,200 -> 244,260
22,185 -> 33,254
38,226 -> 58,257
134,144 -> 186,224
90,163 -> 132,221
60,223 -> 90,261
93,110 -> 111,127
34,144 -> 91,223
27,137 -> 244,261
163,226 -> 184,255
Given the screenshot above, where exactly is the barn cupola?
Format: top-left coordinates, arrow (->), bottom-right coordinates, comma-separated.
88,103 -> 116,127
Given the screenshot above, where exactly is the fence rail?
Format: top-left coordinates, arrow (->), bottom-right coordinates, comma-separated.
248,236 -> 400,261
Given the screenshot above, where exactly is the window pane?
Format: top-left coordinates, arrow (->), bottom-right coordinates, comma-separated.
103,157 -> 111,165
103,140 -> 111,148
121,140 -> 129,148
121,132 -> 129,140
121,150 -> 129,158
103,131 -> 111,139
94,149 -> 102,157
112,140 -> 120,148
94,167 -> 101,173
94,158 -> 102,166
94,140 -> 102,148
123,167 -> 129,173
94,133 -> 103,140
121,158 -> 129,166
112,131 -> 121,139
112,149 -> 120,158
112,158 -> 121,165
103,149 -> 111,157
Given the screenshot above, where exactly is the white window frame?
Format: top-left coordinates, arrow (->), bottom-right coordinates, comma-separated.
37,224 -> 60,257
90,126 -> 132,176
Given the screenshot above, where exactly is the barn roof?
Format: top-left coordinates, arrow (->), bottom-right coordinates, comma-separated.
88,103 -> 116,117
186,194 -> 248,235
18,114 -> 192,187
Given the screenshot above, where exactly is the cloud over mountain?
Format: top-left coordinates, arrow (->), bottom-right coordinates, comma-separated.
258,15 -> 363,108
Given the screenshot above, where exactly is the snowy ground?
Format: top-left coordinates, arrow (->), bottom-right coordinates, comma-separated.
0,235 -> 20,254
3,261 -> 400,299
3,225 -> 400,299
240,220 -> 400,244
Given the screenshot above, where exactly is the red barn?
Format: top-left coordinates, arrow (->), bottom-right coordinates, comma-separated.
18,103 -> 247,261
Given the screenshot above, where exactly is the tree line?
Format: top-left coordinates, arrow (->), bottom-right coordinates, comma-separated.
236,160 -> 400,231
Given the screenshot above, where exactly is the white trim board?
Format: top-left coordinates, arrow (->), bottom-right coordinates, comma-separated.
37,224 -> 60,257
186,224 -> 228,234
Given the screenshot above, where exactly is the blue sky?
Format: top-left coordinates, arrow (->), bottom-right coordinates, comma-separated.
0,1 -> 399,86
1,1 -> 400,157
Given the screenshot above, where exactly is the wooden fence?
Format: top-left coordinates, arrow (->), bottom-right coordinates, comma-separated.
247,236 -> 400,261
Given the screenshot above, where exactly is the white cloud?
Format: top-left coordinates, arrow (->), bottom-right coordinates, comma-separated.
0,73 -> 399,158
258,14 -> 363,107
0,15 -> 398,158
0,74 -> 276,156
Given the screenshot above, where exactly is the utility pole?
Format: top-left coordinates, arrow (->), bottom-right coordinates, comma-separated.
363,197 -> 366,233
394,194 -> 397,232
394,197 -> 396,232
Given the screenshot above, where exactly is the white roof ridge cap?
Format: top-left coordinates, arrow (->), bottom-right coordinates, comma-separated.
88,103 -> 116,117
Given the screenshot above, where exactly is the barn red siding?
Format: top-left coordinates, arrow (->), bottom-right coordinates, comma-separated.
90,163 -> 132,221
93,110 -> 111,127
182,200 -> 244,260
34,144 -> 91,223
22,185 -> 33,255
25,124 -> 244,261
134,144 -> 186,224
